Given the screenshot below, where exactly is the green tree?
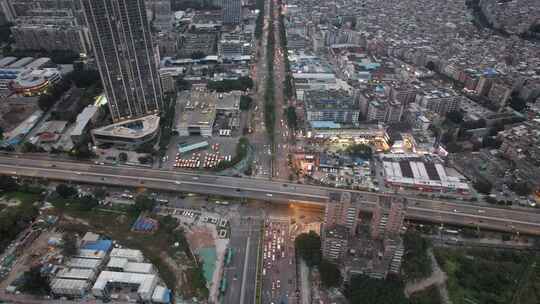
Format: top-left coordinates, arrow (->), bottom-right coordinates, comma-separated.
68,69 -> 101,88
509,92 -> 527,112
138,155 -> 153,164
473,179 -> 492,195
93,187 -> 107,200
285,106 -> 298,130
319,258 -> 342,287
0,204 -> 38,251
509,181 -> 531,196
207,77 -> 253,92
401,233 -> 432,280
0,23 -> 13,44
190,51 -> 206,59
118,152 -> 128,162
20,266 -> 51,295
62,232 -> 78,257
21,142 -> 43,153
482,135 -> 501,148
446,110 -> 464,124
295,231 -> 321,267
56,184 -> 78,198
240,95 -> 253,111
0,176 -> 18,192
76,195 -> 99,211
345,143 -> 372,159
176,78 -> 192,91
346,275 -> 408,304
133,195 -> 156,213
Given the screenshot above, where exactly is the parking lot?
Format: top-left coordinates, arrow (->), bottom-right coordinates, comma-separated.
162,135 -> 240,170
262,218 -> 298,304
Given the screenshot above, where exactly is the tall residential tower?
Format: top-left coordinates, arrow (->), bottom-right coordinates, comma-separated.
222,0 -> 241,25
81,0 -> 163,122
371,196 -> 407,240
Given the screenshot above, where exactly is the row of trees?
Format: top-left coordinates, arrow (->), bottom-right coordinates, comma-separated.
285,106 -> 298,130
295,231 -> 342,287
345,143 -> 373,159
435,247 -> 531,304
3,49 -> 80,64
0,176 -> 41,252
207,76 -> 253,92
214,137 -> 250,171
38,68 -> 102,112
346,275 -> 408,304
277,4 -> 294,101
401,233 -> 432,281
240,95 -> 253,111
264,0 -> 276,143
254,0 -> 265,39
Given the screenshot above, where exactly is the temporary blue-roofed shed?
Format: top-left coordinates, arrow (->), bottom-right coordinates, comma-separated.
82,239 -> 112,252
310,121 -> 342,129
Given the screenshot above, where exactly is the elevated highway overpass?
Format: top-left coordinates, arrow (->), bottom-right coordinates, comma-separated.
0,156 -> 539,235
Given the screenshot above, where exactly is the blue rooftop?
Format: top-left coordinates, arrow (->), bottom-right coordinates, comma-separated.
82,240 -> 112,252
310,121 -> 342,129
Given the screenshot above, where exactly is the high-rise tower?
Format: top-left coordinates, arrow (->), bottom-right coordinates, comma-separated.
81,0 -> 162,122
324,192 -> 359,235
371,196 -> 407,240
222,0 -> 241,25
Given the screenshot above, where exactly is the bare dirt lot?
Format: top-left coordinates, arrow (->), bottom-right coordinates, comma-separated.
0,97 -> 39,132
185,226 -> 214,251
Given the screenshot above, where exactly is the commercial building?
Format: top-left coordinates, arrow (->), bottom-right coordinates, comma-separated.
81,0 -> 163,122
366,100 -> 387,122
7,0 -> 88,54
177,33 -> 217,59
70,105 -> 99,144
92,271 -> 158,301
381,154 -> 470,193
222,0 -> 241,25
418,89 -> 461,115
106,257 -> 155,274
321,224 -> 349,261
33,120 -> 68,145
51,279 -> 89,298
1,110 -> 43,147
219,33 -> 252,61
0,57 -> 54,96
370,196 -> 407,240
0,0 -> 15,24
498,120 -> 540,192
56,268 -> 97,282
91,115 -> 161,149
159,70 -> 176,94
152,286 -> 172,304
109,248 -> 145,263
487,80 -> 512,109
304,90 -> 359,124
11,22 -> 86,54
75,249 -> 107,260
176,91 -> 217,137
66,258 -> 103,272
215,92 -> 241,129
150,0 -> 173,31
9,68 -> 62,96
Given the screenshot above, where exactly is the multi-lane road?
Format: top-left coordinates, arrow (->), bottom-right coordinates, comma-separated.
1,155 -> 540,235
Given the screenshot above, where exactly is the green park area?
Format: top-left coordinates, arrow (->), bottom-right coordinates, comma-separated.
434,247 -> 537,304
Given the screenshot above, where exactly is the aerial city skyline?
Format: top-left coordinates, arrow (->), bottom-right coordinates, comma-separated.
0,0 -> 538,304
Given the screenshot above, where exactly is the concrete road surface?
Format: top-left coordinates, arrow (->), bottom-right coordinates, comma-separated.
0,156 -> 539,235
